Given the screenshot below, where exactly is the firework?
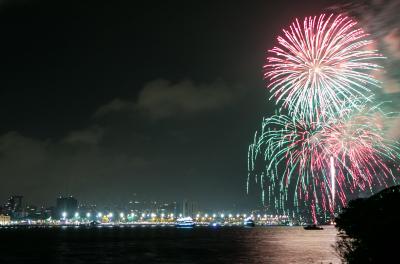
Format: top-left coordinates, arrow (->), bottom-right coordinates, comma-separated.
265,14 -> 382,123
248,114 -> 333,222
248,102 -> 400,222
319,103 -> 400,193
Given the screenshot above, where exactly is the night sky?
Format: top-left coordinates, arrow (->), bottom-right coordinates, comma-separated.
0,0 -> 334,209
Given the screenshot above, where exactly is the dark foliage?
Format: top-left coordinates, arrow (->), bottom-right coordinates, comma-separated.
335,185 -> 400,263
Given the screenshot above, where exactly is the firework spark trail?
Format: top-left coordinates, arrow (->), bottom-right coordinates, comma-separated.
248,102 -> 400,220
265,14 -> 383,123
319,103 -> 400,192
248,114 -> 334,220
330,156 -> 335,210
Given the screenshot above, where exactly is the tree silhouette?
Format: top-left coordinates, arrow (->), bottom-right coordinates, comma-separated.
335,185 -> 400,263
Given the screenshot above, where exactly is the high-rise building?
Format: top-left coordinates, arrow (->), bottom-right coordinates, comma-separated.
158,202 -> 177,214
25,205 -> 39,218
3,195 -> 23,219
182,199 -> 198,217
56,196 -> 78,219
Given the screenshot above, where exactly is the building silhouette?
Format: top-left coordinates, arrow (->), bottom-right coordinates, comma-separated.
3,195 -> 23,219
56,196 -> 78,219
182,199 -> 197,217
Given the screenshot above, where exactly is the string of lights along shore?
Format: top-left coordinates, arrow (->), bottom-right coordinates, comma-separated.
248,13 -> 400,223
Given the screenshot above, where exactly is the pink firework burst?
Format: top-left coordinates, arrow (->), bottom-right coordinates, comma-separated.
265,14 -> 383,123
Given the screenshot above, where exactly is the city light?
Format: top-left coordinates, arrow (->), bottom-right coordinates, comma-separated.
0,191 -> 295,227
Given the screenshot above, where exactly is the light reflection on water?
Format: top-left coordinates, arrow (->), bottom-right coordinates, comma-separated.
244,226 -> 339,264
0,225 -> 340,264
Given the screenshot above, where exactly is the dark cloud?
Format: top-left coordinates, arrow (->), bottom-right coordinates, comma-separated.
0,77 -> 259,209
136,79 -> 237,119
95,79 -> 241,120
0,130 -> 149,205
63,127 -> 104,145
94,99 -> 134,118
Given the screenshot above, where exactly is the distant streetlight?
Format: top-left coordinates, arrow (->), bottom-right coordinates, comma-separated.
62,212 -> 67,219
86,212 -> 91,218
74,212 -> 79,218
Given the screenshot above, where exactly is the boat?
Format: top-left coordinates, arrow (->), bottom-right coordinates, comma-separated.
175,217 -> 195,228
243,217 -> 255,227
89,221 -> 100,227
209,221 -> 222,228
303,224 -> 323,230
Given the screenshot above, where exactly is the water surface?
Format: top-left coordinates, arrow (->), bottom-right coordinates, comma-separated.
0,225 -> 339,263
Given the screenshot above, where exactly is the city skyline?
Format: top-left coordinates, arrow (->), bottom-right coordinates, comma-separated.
1,193 -> 298,226
0,193 -> 267,215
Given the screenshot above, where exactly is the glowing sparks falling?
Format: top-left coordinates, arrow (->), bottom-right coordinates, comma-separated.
330,156 -> 335,210
248,102 -> 400,221
248,114 -> 332,219
265,14 -> 383,123
319,104 -> 400,192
